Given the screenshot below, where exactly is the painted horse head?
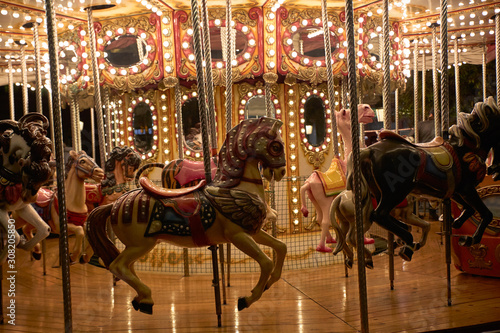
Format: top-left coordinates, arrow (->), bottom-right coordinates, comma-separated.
213,117 -> 286,188
65,150 -> 105,183
0,113 -> 53,202
102,146 -> 142,189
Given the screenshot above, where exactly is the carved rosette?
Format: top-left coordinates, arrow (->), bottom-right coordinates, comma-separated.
96,14 -> 162,92
467,244 -> 493,270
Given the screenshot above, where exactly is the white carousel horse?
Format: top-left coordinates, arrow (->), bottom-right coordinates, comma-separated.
86,117 -> 287,314
15,150 -> 104,263
300,104 -> 376,252
0,114 -> 53,263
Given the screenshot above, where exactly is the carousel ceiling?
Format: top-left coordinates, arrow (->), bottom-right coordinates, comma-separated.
0,0 -> 498,86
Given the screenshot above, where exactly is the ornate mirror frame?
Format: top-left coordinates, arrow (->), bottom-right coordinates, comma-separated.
96,14 -> 163,92
59,26 -> 88,90
237,81 -> 282,122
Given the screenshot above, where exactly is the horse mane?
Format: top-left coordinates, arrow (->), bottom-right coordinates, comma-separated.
450,96 -> 500,149
102,146 -> 141,188
213,117 -> 280,188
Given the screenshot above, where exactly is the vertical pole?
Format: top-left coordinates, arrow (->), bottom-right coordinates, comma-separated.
44,0 -> 72,331
382,0 -> 391,130
422,51 -> 426,120
90,108 -> 96,159
454,39 -> 460,115
413,40 -> 419,142
33,22 -> 43,114
8,59 -> 15,120
495,14 -> 500,103
70,98 -> 77,149
47,86 -> 55,143
482,43 -> 487,102
440,0 -> 451,307
431,24 -> 441,137
86,7 -> 106,167
75,99 -> 81,151
395,88 -> 399,134
21,45 -> 28,115
346,0 -> 369,331
103,88 -> 112,156
190,0 -> 221,326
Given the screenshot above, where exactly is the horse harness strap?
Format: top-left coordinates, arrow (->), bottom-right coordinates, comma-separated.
74,156 -> 97,176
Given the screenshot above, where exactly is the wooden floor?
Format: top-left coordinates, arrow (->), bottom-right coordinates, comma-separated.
2,222 -> 500,333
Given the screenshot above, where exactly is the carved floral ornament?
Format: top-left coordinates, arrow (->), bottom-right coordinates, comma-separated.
174,8 -> 263,83
276,8 -> 406,86
95,14 -> 163,92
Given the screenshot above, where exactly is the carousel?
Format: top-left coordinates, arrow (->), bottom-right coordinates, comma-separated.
0,0 -> 500,331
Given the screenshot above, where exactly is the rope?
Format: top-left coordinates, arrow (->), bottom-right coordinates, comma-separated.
496,14 -> 500,104
321,0 -> 339,156
225,1 -> 233,133
414,40 -> 419,142
44,0 -> 73,330
454,39 -> 460,116
87,8 -> 106,168
432,25 -> 440,137
21,45 -> 28,115
175,82 -> 184,158
345,0 -> 368,330
33,22 -> 43,114
342,77 -> 348,108
422,51 -> 426,120
441,1 -> 449,138
383,1 -> 390,130
201,0 -> 217,153
8,59 -> 14,120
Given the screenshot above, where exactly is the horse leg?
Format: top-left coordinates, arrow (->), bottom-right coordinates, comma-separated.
109,241 -> 157,314
0,210 -> 18,263
14,205 -> 51,251
21,224 -> 42,259
401,211 -> 431,250
451,194 -> 476,229
227,231 -> 274,311
251,230 -> 287,290
454,191 -> 493,246
67,224 -> 84,263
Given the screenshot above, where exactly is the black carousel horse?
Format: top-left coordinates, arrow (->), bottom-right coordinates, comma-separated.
350,97 -> 500,261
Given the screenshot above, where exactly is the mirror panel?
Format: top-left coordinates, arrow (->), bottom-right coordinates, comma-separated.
292,28 -> 339,60
245,95 -> 269,119
104,34 -> 148,67
209,27 -> 247,62
303,95 -> 326,147
181,97 -> 202,152
132,102 -> 154,154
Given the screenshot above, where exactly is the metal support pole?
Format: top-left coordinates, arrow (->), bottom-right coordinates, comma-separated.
190,0 -> 221,326
70,98 -> 78,149
495,14 -> 500,103
21,45 -> 28,115
90,107 -> 96,159
103,88 -> 112,156
8,59 -> 14,120
431,24 -> 441,137
47,86 -> 55,143
382,0 -> 391,130
482,43 -> 487,102
395,88 -> 399,134
388,232 -> 394,290
75,99 -> 81,151
346,0 -> 369,330
422,51 -> 426,120
44,0 -> 72,331
413,40 -> 419,142
32,22 -> 43,114
86,7 -> 106,167
454,39 -> 460,115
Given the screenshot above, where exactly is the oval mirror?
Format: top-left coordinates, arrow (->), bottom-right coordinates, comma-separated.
209,27 -> 247,62
104,34 -> 147,67
59,44 -> 81,84
181,98 -> 202,151
245,95 -> 274,119
133,102 -> 154,154
304,95 -> 326,147
292,28 -> 338,59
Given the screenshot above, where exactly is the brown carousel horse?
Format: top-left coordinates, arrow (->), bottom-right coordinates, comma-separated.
0,114 -> 53,263
15,150 -> 104,263
86,117 -> 287,314
343,97 -> 500,262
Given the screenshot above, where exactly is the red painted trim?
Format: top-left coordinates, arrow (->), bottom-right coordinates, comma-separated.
173,10 -> 189,79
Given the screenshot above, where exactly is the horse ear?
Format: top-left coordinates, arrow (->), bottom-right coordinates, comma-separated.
69,150 -> 78,159
342,109 -> 347,116
268,119 -> 283,137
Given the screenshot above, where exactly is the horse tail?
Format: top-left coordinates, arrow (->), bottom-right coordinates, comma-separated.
299,180 -> 311,217
329,193 -> 345,255
86,204 -> 118,269
134,163 -> 165,187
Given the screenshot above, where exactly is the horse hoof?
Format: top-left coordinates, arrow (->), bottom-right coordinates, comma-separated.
365,261 -> 374,269
139,303 -> 153,315
79,256 -> 87,264
31,252 -> 42,261
344,258 -> 353,269
414,243 -> 422,251
238,297 -> 248,311
398,246 -> 414,261
132,300 -> 140,311
364,237 -> 375,245
326,237 -> 337,244
458,236 -> 474,247
316,245 -> 333,253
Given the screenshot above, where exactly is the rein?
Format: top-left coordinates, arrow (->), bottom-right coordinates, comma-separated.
74,156 -> 98,176
0,165 -> 22,184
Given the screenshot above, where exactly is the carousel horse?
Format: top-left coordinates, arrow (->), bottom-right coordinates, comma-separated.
347,97 -> 500,262
86,117 -> 287,314
0,114 -> 53,263
300,104 -> 375,252
15,150 -> 104,263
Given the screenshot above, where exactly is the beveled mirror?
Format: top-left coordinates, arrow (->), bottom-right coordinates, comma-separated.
304,95 -> 326,147
245,95 -> 272,119
209,27 -> 247,61
104,34 -> 148,67
132,101 -> 154,154
292,28 -> 339,60
181,97 -> 202,151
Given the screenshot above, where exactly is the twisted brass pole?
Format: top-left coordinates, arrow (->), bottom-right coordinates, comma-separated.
422,51 -> 426,120
21,45 -> 28,115
225,1 -> 233,133
346,0 -> 369,330
413,40 -> 419,142
33,22 -> 43,114
383,0 -> 391,130
495,14 -> 500,103
8,59 -> 14,119
44,0 -> 73,330
482,43 -> 487,102
431,24 -> 441,137
454,39 -> 460,115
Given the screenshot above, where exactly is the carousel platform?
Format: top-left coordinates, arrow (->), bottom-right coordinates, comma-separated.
2,221 -> 500,332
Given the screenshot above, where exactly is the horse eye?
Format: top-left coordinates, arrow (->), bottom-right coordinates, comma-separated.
270,142 -> 283,156
79,159 -> 85,164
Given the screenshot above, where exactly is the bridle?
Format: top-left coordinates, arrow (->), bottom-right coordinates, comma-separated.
74,154 -> 99,177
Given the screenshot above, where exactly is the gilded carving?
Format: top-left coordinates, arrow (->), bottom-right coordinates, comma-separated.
233,9 -> 257,27
468,244 -> 493,270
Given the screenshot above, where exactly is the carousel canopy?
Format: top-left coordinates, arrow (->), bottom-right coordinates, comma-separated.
0,0 -> 497,87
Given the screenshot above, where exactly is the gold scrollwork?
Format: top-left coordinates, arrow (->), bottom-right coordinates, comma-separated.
233,9 -> 257,27
467,244 -> 493,270
301,142 -> 329,169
